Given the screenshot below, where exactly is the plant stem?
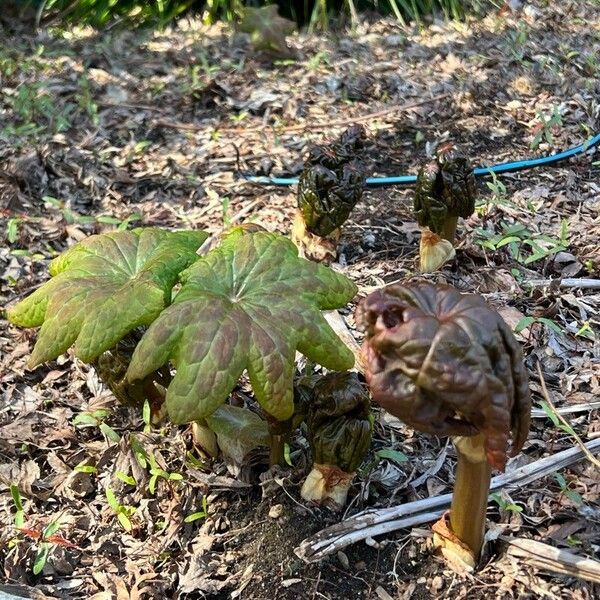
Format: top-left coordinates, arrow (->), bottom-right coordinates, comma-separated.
300,463 -> 355,508
269,433 -> 286,467
441,216 -> 458,243
263,414 -> 290,467
450,433 -> 491,558
192,420 -> 219,458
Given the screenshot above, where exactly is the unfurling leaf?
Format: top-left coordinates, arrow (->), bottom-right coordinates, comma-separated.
297,125 -> 366,238
300,371 -> 372,508
126,231 -> 357,424
7,228 -> 208,366
305,372 -> 372,473
414,144 -> 476,240
357,281 -> 531,471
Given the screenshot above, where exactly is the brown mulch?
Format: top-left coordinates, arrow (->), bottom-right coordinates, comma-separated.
1,1 -> 599,598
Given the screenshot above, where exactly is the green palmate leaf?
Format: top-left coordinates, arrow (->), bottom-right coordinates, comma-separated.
126,231 -> 357,423
7,228 -> 207,367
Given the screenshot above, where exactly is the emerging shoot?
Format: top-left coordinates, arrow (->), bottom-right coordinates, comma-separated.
414,144 -> 476,272
293,125 -> 366,262
300,372 -> 373,509
357,281 -> 530,565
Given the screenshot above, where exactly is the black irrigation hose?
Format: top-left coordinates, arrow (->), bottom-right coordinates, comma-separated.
243,132 -> 600,187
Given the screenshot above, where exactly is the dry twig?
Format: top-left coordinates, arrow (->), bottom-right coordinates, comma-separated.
536,361 -> 600,469
154,94 -> 449,135
295,438 -> 600,562
525,278 -> 600,290
505,537 -> 600,584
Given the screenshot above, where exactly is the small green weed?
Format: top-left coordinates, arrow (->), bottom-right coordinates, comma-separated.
33,520 -> 62,575
184,495 -> 209,523
514,316 -> 563,336
490,491 -> 523,513
72,409 -> 121,443
148,453 -> 184,494
10,484 -> 25,529
376,447 -> 409,465
554,472 -> 584,506
529,106 -> 563,150
475,220 -> 568,265
106,487 -> 136,531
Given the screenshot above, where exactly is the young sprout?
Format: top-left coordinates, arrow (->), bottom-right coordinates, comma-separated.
414,144 -> 477,272
292,125 -> 366,262
300,372 -> 373,509
357,281 -> 531,565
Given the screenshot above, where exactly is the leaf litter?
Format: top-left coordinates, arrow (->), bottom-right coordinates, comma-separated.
1,1 -> 599,598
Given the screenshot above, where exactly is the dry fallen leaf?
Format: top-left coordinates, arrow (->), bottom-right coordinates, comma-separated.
237,5 -> 296,57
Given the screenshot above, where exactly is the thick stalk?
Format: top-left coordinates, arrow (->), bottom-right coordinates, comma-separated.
265,415 -> 290,467
269,433 -> 286,467
300,463 -> 355,508
290,209 -> 337,264
419,229 -> 455,273
450,433 -> 491,558
441,216 -> 459,243
192,419 -> 219,458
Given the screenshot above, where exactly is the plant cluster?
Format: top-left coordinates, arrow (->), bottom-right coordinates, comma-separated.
8,125 -> 534,571
7,225 -> 362,499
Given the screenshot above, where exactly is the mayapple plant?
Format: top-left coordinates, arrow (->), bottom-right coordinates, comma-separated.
414,143 -> 477,272
293,125 -> 366,262
125,226 -> 358,464
7,228 -> 207,367
357,281 -> 531,566
299,371 -> 373,509
7,226 -> 358,468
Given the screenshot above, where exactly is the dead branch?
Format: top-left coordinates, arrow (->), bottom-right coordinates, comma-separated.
505,537 -> 600,584
525,278 -> 600,290
295,438 -> 600,562
153,94 -> 449,135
